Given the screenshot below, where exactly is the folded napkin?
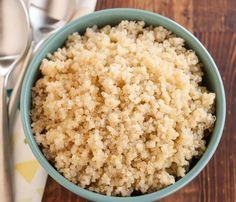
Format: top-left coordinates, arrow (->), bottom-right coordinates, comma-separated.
10,0 -> 97,201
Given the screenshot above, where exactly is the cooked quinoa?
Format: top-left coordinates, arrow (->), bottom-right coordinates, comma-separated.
31,21 -> 216,196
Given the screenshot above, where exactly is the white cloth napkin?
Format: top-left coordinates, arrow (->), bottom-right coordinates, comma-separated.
10,1 -> 97,201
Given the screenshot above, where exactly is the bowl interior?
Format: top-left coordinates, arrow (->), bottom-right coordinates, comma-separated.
21,9 -> 226,202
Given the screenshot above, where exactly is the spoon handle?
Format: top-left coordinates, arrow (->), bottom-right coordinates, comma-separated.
8,45 -> 33,127
0,76 -> 13,202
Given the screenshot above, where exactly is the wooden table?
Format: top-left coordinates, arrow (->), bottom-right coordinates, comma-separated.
42,0 -> 236,201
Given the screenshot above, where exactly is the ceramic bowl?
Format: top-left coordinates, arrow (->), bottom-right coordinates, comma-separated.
21,9 -> 226,202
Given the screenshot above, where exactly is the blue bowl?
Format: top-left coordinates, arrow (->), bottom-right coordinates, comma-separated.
21,9 -> 226,202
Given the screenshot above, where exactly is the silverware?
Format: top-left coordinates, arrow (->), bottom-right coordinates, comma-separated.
0,0 -> 31,201
8,0 -> 76,127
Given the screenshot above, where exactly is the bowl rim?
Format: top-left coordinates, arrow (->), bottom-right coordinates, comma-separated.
21,8 -> 226,202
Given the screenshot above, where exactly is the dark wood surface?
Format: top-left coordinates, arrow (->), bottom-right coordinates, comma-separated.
42,0 -> 236,201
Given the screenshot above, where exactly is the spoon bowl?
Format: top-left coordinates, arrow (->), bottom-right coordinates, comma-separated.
29,0 -> 77,43
0,0 -> 30,58
0,0 -> 30,201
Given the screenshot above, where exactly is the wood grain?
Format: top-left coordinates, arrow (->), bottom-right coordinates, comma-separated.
42,0 -> 236,201
96,0 -> 193,31
193,0 -> 236,32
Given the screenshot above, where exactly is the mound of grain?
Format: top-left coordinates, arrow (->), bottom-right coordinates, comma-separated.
31,21 -> 215,196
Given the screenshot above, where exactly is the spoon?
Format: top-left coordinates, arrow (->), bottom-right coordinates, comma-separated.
8,0 -> 76,127
0,0 -> 31,201
29,0 -> 76,48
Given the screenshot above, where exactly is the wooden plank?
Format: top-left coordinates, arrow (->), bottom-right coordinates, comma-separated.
96,0 -> 193,31
172,0 -> 193,32
193,0 -> 236,32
